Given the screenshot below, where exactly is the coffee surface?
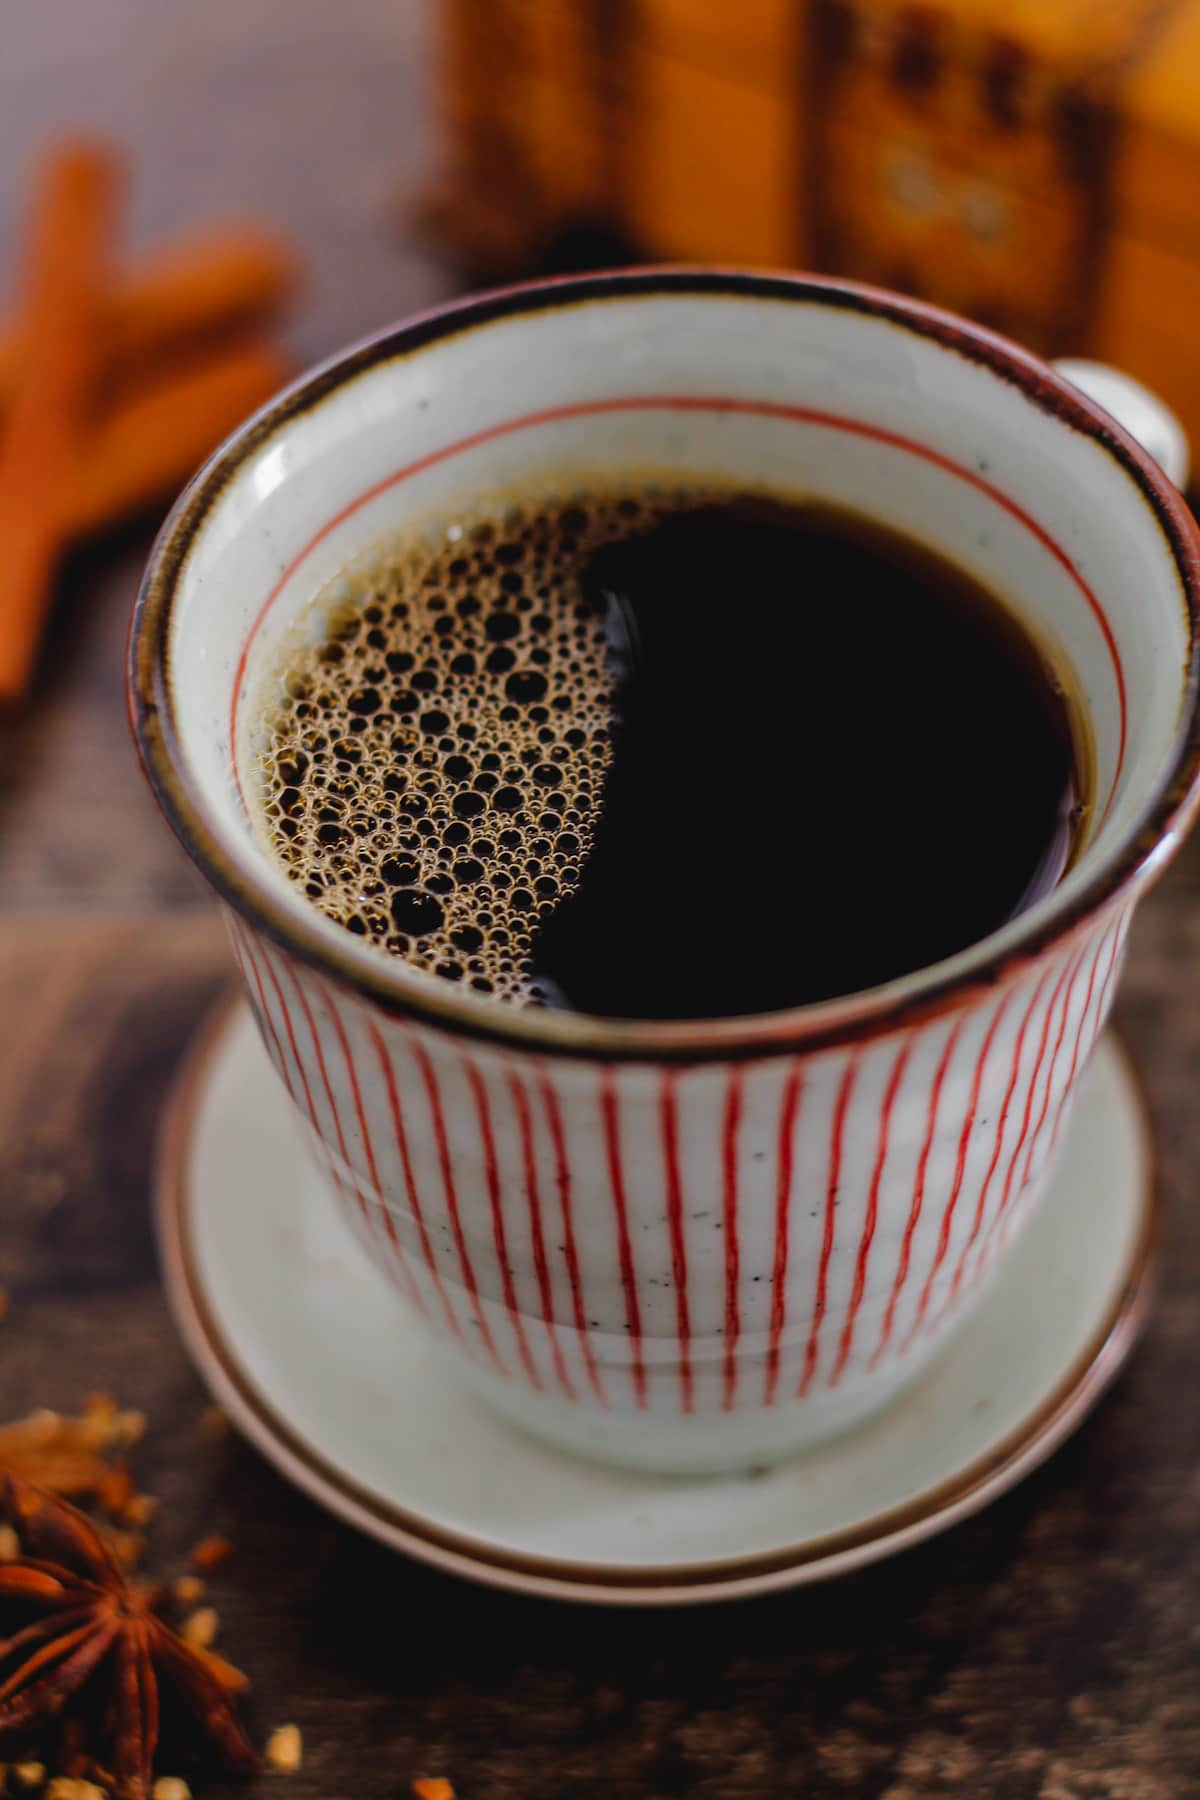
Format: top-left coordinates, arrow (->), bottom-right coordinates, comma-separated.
256,483 -> 1087,1019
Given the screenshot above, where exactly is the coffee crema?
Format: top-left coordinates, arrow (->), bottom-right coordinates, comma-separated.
255,481 -> 1089,1020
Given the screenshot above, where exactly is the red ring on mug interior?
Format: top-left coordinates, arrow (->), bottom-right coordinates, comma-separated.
128,268 -> 1200,1064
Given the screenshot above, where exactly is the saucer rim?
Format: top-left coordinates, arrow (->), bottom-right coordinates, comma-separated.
156,996 -> 1159,1606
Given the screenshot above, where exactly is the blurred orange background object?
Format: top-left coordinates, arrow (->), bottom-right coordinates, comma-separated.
0,139 -> 297,705
430,0 -> 1200,449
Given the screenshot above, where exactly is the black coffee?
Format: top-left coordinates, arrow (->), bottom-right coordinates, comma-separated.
258,484 -> 1087,1020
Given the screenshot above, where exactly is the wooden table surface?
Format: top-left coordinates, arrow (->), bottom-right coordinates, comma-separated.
3,6 -> 1200,1796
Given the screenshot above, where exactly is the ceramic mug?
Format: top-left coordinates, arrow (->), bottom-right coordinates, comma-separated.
129,272 -> 1200,1474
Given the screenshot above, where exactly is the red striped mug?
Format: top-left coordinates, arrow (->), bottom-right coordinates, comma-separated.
130,272 -> 1200,1472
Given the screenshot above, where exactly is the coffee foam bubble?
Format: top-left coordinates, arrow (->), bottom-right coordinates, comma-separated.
254,486 -> 677,1003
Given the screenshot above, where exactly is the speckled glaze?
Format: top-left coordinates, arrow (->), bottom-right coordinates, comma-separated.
130,272 -> 1200,1471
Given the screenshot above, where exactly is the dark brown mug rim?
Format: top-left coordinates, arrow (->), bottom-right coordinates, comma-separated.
127,268 -> 1200,1064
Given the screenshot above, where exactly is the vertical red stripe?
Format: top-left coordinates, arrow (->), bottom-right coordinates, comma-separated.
252,935 -> 319,1132
1094,910 -> 1127,1024
317,983 -> 425,1314
410,1036 -> 507,1376
869,1014 -> 966,1369
830,1037 -> 913,1386
658,1072 -> 694,1414
283,962 -> 354,1173
964,952 -> 1081,1300
317,984 -> 381,1190
1042,913 -> 1125,1170
281,958 -> 386,1266
947,966 -> 1054,1308
253,939 -> 362,1238
507,1070 -> 575,1401
992,934 -> 1112,1275
988,941 -> 1105,1276
599,1073 -> 647,1409
1062,932 -> 1107,1083
991,952 -> 1077,1231
367,1022 -> 463,1340
1017,944 -> 1090,1189
763,1064 -> 804,1406
720,1068 -> 744,1412
229,919 -> 295,1105
538,1073 -> 606,1405
462,1058 -> 540,1388
798,1055 -> 859,1397
1050,928 -> 1115,1137
1043,928 -> 1108,1152
902,989 -> 1016,1349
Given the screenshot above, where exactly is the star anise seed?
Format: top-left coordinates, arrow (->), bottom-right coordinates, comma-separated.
0,1476 -> 259,1800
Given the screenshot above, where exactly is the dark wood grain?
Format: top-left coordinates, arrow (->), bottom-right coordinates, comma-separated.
2,6 -> 1200,1797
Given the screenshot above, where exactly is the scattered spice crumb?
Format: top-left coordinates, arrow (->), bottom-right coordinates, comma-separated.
0,1396 -> 148,1514
190,1533 -> 234,1571
0,1382 -> 153,1526
13,1763 -> 46,1789
0,1286 -> 8,1323
181,1606 -> 218,1650
82,1395 -> 145,1448
200,1406 -> 229,1438
173,1574 -> 205,1607
46,1781 -> 107,1800
266,1725 -> 302,1774
0,1523 -> 20,1560
96,1463 -> 134,1515
123,1491 -> 158,1527
412,1781 -> 456,1800
103,1525 -> 144,1570
151,1779 -> 192,1800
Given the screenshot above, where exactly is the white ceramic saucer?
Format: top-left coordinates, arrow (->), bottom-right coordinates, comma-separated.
156,1001 -> 1158,1607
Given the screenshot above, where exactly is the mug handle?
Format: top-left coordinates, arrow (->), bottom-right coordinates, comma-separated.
1053,357 -> 1190,490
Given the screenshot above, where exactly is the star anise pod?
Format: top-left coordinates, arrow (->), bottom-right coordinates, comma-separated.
0,1476 -> 259,1799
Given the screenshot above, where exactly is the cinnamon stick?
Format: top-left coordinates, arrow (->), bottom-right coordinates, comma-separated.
68,340 -> 290,535
0,225 -> 296,409
0,141 -> 121,703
